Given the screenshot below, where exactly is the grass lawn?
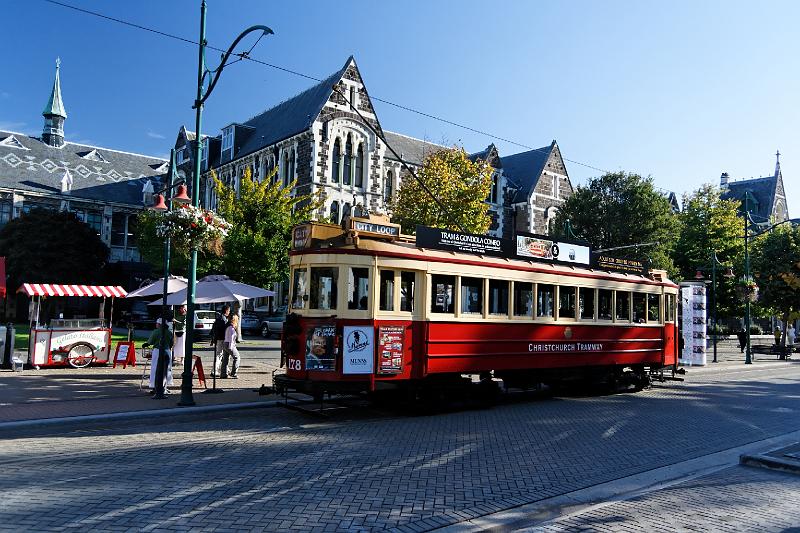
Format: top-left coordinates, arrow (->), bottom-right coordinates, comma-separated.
12,323 -> 148,351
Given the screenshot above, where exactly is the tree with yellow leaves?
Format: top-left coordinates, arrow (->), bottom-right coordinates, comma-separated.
390,147 -> 494,234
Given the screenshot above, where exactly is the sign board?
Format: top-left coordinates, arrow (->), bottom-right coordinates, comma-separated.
680,282 -> 707,366
592,253 -> 648,275
292,224 -> 311,250
343,325 -> 374,374
291,223 -> 345,250
350,218 -> 400,240
113,341 -> 136,368
377,325 -> 405,374
416,225 -> 513,258
516,232 -> 591,266
305,324 -> 337,371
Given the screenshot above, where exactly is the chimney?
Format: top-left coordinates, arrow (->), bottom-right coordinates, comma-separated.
720,172 -> 729,186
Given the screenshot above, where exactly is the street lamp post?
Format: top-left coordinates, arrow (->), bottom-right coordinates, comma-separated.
695,253 -> 734,364
177,0 -> 272,407
150,149 -> 191,399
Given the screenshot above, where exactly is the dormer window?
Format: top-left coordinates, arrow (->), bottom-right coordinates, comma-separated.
200,138 -> 209,170
221,126 -> 234,157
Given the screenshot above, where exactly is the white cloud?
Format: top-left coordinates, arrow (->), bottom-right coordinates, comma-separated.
147,131 -> 166,140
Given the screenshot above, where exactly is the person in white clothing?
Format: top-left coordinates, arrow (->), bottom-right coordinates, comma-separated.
788,324 -> 796,349
144,317 -> 174,393
220,314 -> 240,378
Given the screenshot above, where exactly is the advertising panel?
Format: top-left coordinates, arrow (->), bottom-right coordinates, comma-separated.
377,325 -> 405,374
415,225 -> 513,258
680,282 -> 707,366
515,233 -> 591,266
305,324 -> 337,371
592,254 -> 648,275
343,325 -> 374,374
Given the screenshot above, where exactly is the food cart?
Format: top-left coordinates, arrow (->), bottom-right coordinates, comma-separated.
18,283 -> 128,368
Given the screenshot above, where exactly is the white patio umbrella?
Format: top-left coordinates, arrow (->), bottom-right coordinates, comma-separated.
151,275 -> 274,305
127,275 -> 188,298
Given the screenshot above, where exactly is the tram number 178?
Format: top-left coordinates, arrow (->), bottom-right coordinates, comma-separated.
287,359 -> 302,371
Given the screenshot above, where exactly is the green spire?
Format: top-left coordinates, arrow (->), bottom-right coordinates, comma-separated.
43,58 -> 67,119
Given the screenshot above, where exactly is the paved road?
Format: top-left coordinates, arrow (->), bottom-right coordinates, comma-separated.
1,361 -> 799,531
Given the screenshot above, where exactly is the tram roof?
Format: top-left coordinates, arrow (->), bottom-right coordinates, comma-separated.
291,225 -> 677,288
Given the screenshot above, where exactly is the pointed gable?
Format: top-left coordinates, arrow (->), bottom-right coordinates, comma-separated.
469,144 -> 502,169
0,135 -> 28,150
500,142 -> 555,200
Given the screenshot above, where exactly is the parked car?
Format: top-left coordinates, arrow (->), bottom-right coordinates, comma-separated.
192,309 -> 218,338
117,301 -> 154,329
240,312 -> 261,334
261,308 -> 286,338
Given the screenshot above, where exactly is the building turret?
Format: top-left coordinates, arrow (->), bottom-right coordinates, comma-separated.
42,58 -> 67,147
720,172 -> 729,186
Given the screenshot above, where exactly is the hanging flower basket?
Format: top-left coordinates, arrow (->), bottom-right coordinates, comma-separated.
735,277 -> 759,302
155,205 -> 231,255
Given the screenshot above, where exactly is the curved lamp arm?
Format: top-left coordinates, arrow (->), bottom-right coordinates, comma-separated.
194,25 -> 273,109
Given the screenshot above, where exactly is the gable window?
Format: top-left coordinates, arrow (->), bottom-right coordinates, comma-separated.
384,170 -> 393,202
282,151 -> 290,187
489,174 -> 498,203
343,135 -> 353,186
176,149 -> 185,165
553,175 -> 559,199
289,149 -> 295,184
349,86 -> 356,109
355,143 -> 364,188
221,126 -> 234,156
200,138 -> 208,170
332,138 -> 341,183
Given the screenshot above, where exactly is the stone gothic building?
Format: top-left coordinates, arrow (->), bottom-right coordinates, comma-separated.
720,151 -> 789,227
176,56 -> 574,237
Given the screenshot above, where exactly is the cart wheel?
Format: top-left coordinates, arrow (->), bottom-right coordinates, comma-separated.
67,342 -> 96,368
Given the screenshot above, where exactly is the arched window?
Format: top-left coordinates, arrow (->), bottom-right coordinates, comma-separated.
342,202 -> 352,222
343,134 -> 352,186
332,138 -> 340,183
254,156 -> 260,181
330,201 -> 340,224
289,149 -> 295,185
355,143 -> 364,188
384,170 -> 393,202
282,151 -> 289,187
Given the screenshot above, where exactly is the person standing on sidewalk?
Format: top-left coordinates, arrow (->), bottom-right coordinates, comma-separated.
788,324 -> 796,350
143,316 -> 174,394
172,305 -> 187,367
220,314 -> 241,379
211,304 -> 230,377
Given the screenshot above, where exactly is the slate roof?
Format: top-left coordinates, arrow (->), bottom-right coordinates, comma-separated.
0,131 -> 166,206
499,142 -> 555,200
722,175 -> 778,221
382,131 -> 448,166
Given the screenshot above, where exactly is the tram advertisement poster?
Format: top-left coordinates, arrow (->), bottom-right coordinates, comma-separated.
515,232 -> 591,266
591,254 -> 648,275
377,326 -> 405,374
679,283 -> 707,366
305,324 -> 337,371
343,326 -> 374,374
415,225 -> 512,258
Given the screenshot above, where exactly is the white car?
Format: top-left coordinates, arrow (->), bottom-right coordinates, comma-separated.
260,311 -> 286,338
192,310 -> 218,338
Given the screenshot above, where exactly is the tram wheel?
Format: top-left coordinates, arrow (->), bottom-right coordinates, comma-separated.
67,342 -> 96,368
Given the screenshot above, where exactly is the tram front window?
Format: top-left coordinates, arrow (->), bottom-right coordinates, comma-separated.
400,271 -> 415,312
310,267 -> 338,310
291,269 -> 308,310
514,282 -> 533,317
558,286 -> 576,319
598,289 -> 613,320
489,280 -> 509,315
537,284 -> 554,318
379,270 -> 394,311
648,294 -> 660,322
461,277 -> 483,314
579,288 -> 595,320
348,267 -> 369,310
615,291 -> 630,321
431,274 -> 455,313
632,293 -> 646,323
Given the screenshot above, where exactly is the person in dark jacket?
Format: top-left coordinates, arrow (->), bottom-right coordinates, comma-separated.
736,329 -> 747,353
211,304 -> 231,377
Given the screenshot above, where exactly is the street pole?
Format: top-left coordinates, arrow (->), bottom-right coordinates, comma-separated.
178,1 -> 272,407
711,254 -> 717,363
153,149 -> 175,399
744,193 -> 753,365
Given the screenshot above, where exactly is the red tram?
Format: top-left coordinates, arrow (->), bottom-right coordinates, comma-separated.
275,218 -> 679,399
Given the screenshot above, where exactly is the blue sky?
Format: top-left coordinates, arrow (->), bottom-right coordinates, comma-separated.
1,0 -> 798,215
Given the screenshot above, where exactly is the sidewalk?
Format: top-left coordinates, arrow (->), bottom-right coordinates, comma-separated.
0,342 -> 282,425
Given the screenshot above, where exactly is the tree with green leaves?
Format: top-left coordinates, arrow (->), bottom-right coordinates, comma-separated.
135,209 -> 218,279
391,147 -> 494,234
212,166 -> 322,288
751,224 -> 800,348
550,171 -> 680,276
0,208 -> 109,284
673,184 -> 743,316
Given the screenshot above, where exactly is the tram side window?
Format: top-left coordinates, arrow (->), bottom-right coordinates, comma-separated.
558,286 -> 576,319
579,288 -> 595,320
537,284 -> 555,318
379,270 -> 394,311
647,293 -> 660,322
291,269 -> 308,309
598,289 -> 613,320
461,277 -> 483,314
665,294 -> 675,322
489,280 -> 509,315
347,268 -> 369,310
615,291 -> 630,321
310,267 -> 338,310
400,271 -> 415,312
431,274 -> 455,313
632,292 -> 646,323
514,282 -> 533,317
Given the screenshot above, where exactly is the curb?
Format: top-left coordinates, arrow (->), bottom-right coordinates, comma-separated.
740,453 -> 800,474
0,399 -> 280,432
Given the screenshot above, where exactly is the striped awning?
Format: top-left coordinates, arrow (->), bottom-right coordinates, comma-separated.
17,284 -> 127,298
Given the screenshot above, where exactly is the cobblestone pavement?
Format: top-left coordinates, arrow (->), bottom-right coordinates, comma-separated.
0,361 -> 799,531
520,466 -> 800,532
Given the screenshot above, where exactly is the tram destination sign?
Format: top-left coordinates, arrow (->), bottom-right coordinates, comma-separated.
350,217 -> 400,239
415,225 -> 513,258
591,253 -> 648,275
